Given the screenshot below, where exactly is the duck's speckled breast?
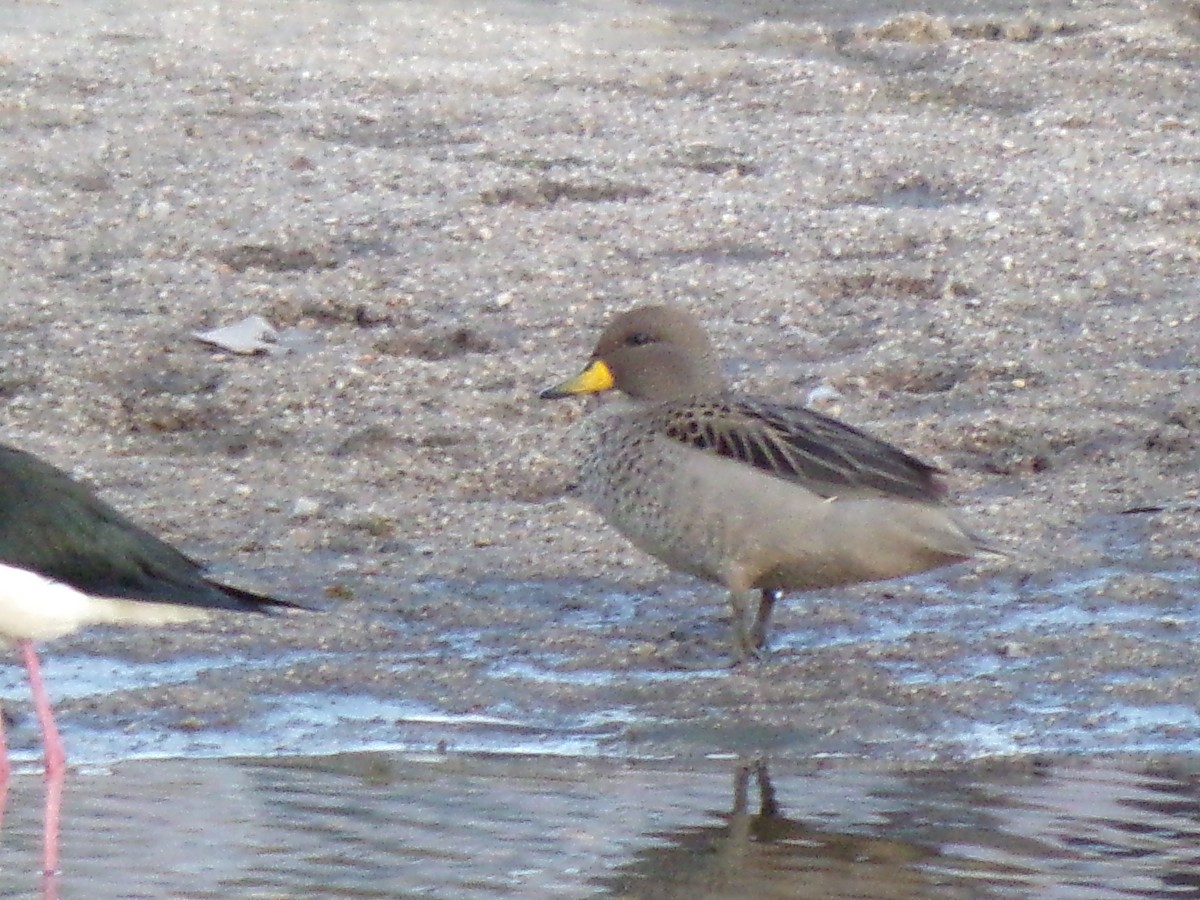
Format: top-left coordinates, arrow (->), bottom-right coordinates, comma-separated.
574,404 -> 747,584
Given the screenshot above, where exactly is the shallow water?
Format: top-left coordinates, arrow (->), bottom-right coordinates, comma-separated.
9,531 -> 1198,767
4,753 -> 1200,898
1,520 -> 1196,896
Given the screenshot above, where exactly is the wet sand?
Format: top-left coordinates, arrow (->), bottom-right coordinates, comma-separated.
0,0 -> 1197,767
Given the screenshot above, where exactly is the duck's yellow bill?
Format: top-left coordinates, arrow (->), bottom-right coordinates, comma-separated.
539,359 -> 615,399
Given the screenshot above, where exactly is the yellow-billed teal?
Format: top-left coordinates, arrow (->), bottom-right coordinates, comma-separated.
541,304 -> 992,664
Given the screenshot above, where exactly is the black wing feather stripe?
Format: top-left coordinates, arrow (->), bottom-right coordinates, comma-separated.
725,428 -> 749,466
762,433 -> 797,477
658,397 -> 942,502
745,434 -> 778,473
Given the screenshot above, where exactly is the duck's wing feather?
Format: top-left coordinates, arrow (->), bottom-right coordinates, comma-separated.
655,396 -> 945,502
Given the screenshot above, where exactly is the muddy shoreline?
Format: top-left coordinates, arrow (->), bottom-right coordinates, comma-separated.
0,0 -> 1197,763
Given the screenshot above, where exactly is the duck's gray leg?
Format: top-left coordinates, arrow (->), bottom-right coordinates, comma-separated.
750,589 -> 781,652
728,588 -> 757,663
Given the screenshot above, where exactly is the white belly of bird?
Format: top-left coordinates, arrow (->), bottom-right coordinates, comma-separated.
0,562 -> 211,644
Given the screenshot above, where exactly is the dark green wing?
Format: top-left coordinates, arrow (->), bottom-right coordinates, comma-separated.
0,444 -> 296,611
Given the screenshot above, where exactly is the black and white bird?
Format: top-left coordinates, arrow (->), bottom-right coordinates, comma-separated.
0,443 -> 299,875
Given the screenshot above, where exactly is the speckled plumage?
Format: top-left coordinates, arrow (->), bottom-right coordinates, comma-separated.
542,304 -> 992,663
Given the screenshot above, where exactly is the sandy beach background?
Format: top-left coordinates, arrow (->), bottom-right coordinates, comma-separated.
0,0 -> 1197,765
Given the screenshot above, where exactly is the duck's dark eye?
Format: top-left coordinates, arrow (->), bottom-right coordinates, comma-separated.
627,332 -> 655,347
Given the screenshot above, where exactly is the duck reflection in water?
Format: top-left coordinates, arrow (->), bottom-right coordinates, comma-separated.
596,760 -> 950,900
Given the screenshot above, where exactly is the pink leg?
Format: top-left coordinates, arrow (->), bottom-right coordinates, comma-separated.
0,687 -> 9,830
19,641 -> 65,876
